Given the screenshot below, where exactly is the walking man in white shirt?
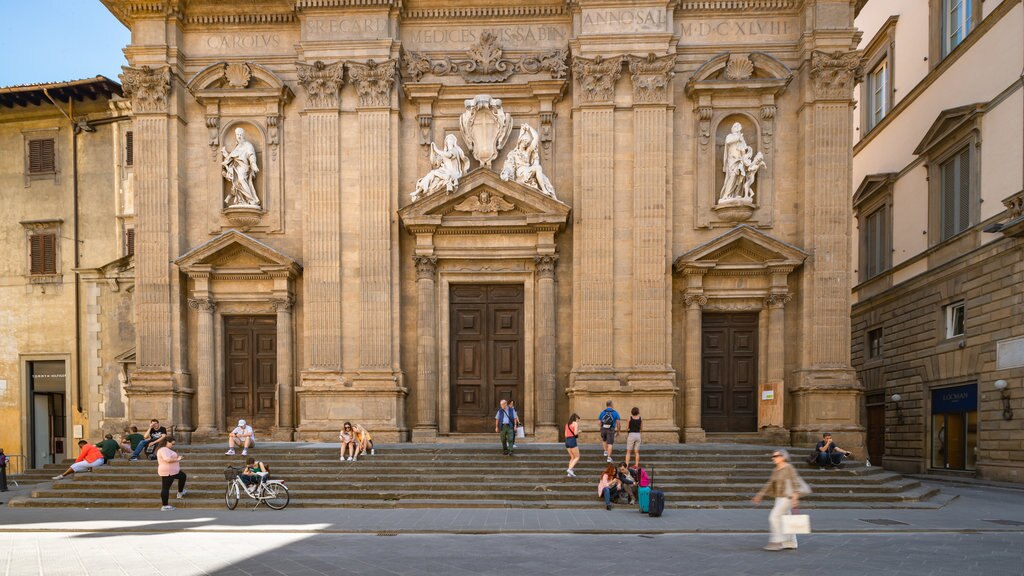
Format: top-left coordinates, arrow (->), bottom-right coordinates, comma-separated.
226,419 -> 255,456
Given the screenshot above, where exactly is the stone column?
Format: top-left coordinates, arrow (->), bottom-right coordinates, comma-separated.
188,297 -> 217,438
683,293 -> 707,442
793,49 -> 864,449
761,293 -> 791,431
350,59 -> 399,377
412,256 -> 438,441
534,254 -> 559,441
295,61 -> 344,378
272,296 -> 295,440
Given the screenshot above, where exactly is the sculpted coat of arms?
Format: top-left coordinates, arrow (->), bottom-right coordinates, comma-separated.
459,95 -> 513,169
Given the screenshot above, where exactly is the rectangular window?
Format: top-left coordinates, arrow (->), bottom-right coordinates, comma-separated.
943,0 -> 973,56
125,228 -> 135,257
939,146 -> 971,240
125,131 -> 134,167
868,59 -> 888,129
867,328 -> 883,360
945,301 -> 965,339
864,206 -> 888,278
27,138 -> 55,174
29,233 -> 57,275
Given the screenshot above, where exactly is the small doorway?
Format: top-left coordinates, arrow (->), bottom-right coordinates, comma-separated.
28,360 -> 67,468
931,383 -> 978,471
866,393 -> 885,467
224,316 -> 277,432
701,313 -> 758,433
450,284 -> 524,433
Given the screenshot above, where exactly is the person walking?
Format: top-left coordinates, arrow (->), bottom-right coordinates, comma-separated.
752,448 -> 806,551
157,436 -> 188,511
0,448 -> 8,492
625,407 -> 642,468
494,399 -> 518,456
597,400 -> 621,463
564,413 -> 580,477
508,400 -> 522,449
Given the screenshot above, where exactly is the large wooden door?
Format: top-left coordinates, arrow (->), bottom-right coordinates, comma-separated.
225,316 -> 277,432
701,313 -> 758,432
450,285 -> 524,433
866,396 -> 885,466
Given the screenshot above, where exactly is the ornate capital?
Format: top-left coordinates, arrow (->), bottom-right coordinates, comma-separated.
271,296 -> 295,312
534,254 -> 559,278
348,59 -> 397,108
187,298 -> 216,313
413,255 -> 437,280
296,60 -> 344,109
764,293 -> 792,309
809,50 -> 862,100
119,65 -> 171,114
572,55 -> 624,104
627,53 -> 675,104
683,294 -> 708,309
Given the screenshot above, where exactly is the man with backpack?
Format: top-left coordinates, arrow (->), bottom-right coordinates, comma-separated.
598,400 -> 621,463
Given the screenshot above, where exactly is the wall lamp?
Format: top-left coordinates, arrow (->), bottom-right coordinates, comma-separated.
994,380 -> 1013,421
890,393 -> 905,425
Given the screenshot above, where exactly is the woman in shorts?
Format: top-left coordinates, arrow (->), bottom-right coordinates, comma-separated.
626,407 -> 642,467
340,422 -> 358,461
565,413 -> 580,478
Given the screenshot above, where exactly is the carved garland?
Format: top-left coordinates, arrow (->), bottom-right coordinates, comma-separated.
627,53 -> 676,104
120,65 -> 171,114
572,55 -> 624,104
402,32 -> 568,83
809,50 -> 862,100
296,60 -> 345,109
348,59 -> 397,108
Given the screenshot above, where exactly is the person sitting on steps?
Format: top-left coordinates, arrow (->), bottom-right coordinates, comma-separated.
95,433 -> 120,463
239,457 -> 269,494
815,432 -> 852,469
121,426 -> 144,459
53,440 -> 105,480
597,464 -> 623,511
352,423 -> 375,457
226,419 -> 255,456
129,419 -> 167,462
616,462 -> 637,505
340,422 -> 358,461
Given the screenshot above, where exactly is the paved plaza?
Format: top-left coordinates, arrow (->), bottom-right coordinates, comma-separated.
1,481 -> 1023,575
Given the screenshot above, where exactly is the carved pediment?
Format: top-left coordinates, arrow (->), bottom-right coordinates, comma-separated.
187,62 -> 293,104
686,52 -> 793,97
913,103 -> 986,156
175,229 -> 300,277
674,224 -> 807,274
399,168 -> 569,234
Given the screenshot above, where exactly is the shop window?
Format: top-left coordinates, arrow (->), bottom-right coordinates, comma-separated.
945,301 -> 965,339
931,383 -> 977,471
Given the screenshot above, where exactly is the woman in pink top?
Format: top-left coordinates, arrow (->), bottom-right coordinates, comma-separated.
157,436 -> 188,511
597,464 -> 622,511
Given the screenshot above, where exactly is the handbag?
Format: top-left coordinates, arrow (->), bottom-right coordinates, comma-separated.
515,425 -> 525,439
782,511 -> 811,534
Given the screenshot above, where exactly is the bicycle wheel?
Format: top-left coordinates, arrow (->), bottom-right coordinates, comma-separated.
225,482 -> 240,510
262,482 -> 290,510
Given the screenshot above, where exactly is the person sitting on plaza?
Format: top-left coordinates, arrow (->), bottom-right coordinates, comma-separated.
129,419 -> 168,462
597,464 -> 623,511
340,422 -> 358,461
814,432 -> 852,469
53,440 -> 105,480
226,419 -> 255,456
239,457 -> 269,494
121,426 -> 144,459
95,433 -> 120,463
353,423 -> 375,457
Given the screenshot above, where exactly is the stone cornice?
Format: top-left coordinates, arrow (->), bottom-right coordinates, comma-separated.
402,4 -> 567,20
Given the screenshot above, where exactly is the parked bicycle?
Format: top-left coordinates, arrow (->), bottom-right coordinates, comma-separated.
223,466 -> 290,510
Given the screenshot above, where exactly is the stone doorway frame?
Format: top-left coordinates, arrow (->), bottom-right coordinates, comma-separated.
673,225 -> 807,442
175,230 -> 301,441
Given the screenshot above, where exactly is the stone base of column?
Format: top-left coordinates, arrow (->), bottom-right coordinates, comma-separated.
532,424 -> 560,443
757,425 -> 790,446
127,370 -> 194,442
411,426 -> 439,442
790,368 -> 865,454
683,427 -> 707,443
568,371 -> 679,443
189,426 -> 220,444
270,427 -> 295,441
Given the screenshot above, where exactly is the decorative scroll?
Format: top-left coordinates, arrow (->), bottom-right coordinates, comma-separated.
348,59 -> 397,108
402,32 -> 568,83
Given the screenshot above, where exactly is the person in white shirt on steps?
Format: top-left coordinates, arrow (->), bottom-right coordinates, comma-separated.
226,419 -> 255,456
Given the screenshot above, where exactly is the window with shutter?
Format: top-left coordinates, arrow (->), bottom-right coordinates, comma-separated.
30,233 -> 57,275
939,146 -> 972,241
125,228 -> 135,257
28,139 -> 56,174
125,131 -> 134,166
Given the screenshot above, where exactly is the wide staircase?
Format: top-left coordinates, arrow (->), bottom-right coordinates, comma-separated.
7,443 -> 940,510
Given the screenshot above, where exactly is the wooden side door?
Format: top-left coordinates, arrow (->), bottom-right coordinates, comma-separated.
701,313 -> 758,432
225,316 -> 277,432
866,396 -> 885,466
450,285 -> 524,432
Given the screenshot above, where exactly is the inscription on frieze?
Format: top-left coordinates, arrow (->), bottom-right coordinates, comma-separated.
201,34 -> 283,51
403,25 -> 568,50
678,18 -> 799,44
304,16 -> 391,41
580,7 -> 669,34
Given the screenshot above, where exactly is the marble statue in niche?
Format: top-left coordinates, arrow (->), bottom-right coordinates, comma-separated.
459,95 -> 513,168
719,122 -> 765,205
221,126 -> 261,208
501,123 -> 557,199
412,134 -> 471,202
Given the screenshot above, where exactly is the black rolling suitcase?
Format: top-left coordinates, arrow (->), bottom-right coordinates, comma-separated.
648,489 -> 665,517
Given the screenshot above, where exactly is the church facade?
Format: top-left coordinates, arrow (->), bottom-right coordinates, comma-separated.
98,0 -> 865,450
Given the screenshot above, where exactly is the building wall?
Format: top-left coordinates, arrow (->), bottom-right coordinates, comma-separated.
852,0 -> 1024,481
